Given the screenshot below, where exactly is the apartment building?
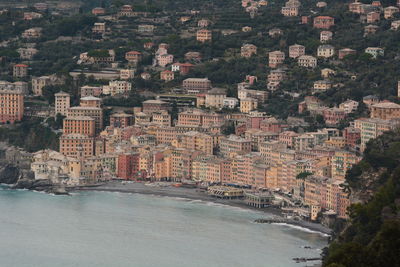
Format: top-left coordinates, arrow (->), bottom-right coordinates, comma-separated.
205,88 -> 226,108
289,44 -> 305,58
59,134 -> 94,158
220,135 -> 252,156
68,106 -> 103,133
354,117 -> 400,151
182,78 -> 211,94
268,51 -> 285,68
196,29 -> 212,42
0,90 -> 24,123
55,91 -> 70,116
13,64 -> 28,78
298,55 -> 317,68
80,86 -> 102,97
240,98 -> 258,113
177,131 -> 214,155
317,45 -> 335,58
320,31 -> 333,42
370,101 -> 400,119
63,116 -> 95,137
142,99 -> 170,114
110,113 -> 134,128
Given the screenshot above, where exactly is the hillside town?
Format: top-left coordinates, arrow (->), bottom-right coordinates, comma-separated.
1,0 -> 400,226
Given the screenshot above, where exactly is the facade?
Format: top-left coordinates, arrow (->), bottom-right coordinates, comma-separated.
160,70 -> 175,81
32,76 -> 50,96
313,80 -> 332,93
55,91 -> 70,116
68,106 -> 103,133
80,86 -> 102,97
313,16 -> 335,29
289,44 -> 305,58
0,81 -> 28,95
220,135 -> 252,156
339,100 -> 359,113
177,131 -> 214,155
102,80 -> 132,96
120,69 -> 135,80
320,31 -> 333,42
59,134 -> 94,158
13,64 -> 28,78
0,90 -> 24,123
317,45 -> 335,58
354,118 -> 400,151
142,100 -> 170,114
110,113 -> 134,128
298,55 -> 317,68
370,102 -> 400,119
182,78 -> 212,94
157,54 -> 174,67
125,51 -> 142,63
240,98 -> 258,113
196,29 -> 212,42
205,88 -> 226,108
323,108 -> 347,126
268,51 -> 285,68
241,44 -> 257,58
63,116 -> 95,137
281,6 -> 299,17
223,97 -> 239,109
92,22 -> 106,34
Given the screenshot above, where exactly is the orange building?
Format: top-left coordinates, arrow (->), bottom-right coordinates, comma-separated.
59,134 -> 94,157
196,29 -> 212,43
0,90 -> 24,123
63,116 -> 95,137
177,131 -> 214,155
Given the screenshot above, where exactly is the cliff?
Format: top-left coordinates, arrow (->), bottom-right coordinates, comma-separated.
323,130 -> 400,267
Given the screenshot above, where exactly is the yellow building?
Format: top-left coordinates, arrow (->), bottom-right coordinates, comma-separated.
240,97 -> 258,113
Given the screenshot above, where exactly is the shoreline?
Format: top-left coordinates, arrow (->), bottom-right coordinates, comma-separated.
73,180 -> 332,236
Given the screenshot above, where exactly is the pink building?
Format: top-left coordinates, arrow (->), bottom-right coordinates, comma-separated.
157,54 -> 174,67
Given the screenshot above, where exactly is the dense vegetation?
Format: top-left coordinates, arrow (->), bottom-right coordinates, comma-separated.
324,130 -> 400,267
0,119 -> 59,152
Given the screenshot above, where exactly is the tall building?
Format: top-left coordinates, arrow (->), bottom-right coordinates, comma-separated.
55,91 -> 70,116
0,90 -> 24,123
63,116 -> 95,137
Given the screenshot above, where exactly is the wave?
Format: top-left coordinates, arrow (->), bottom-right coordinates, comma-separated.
272,223 -> 330,237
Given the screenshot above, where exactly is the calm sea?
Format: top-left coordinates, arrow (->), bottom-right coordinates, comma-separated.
0,186 -> 327,267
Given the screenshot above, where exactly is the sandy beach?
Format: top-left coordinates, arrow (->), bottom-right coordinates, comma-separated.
74,180 -> 332,235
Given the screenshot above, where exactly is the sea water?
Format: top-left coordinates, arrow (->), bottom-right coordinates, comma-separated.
0,186 -> 327,267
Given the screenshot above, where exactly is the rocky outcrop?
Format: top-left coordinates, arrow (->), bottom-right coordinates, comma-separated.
12,178 -> 69,195
0,164 -> 23,184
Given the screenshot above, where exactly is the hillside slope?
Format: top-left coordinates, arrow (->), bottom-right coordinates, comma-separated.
324,130 -> 400,267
